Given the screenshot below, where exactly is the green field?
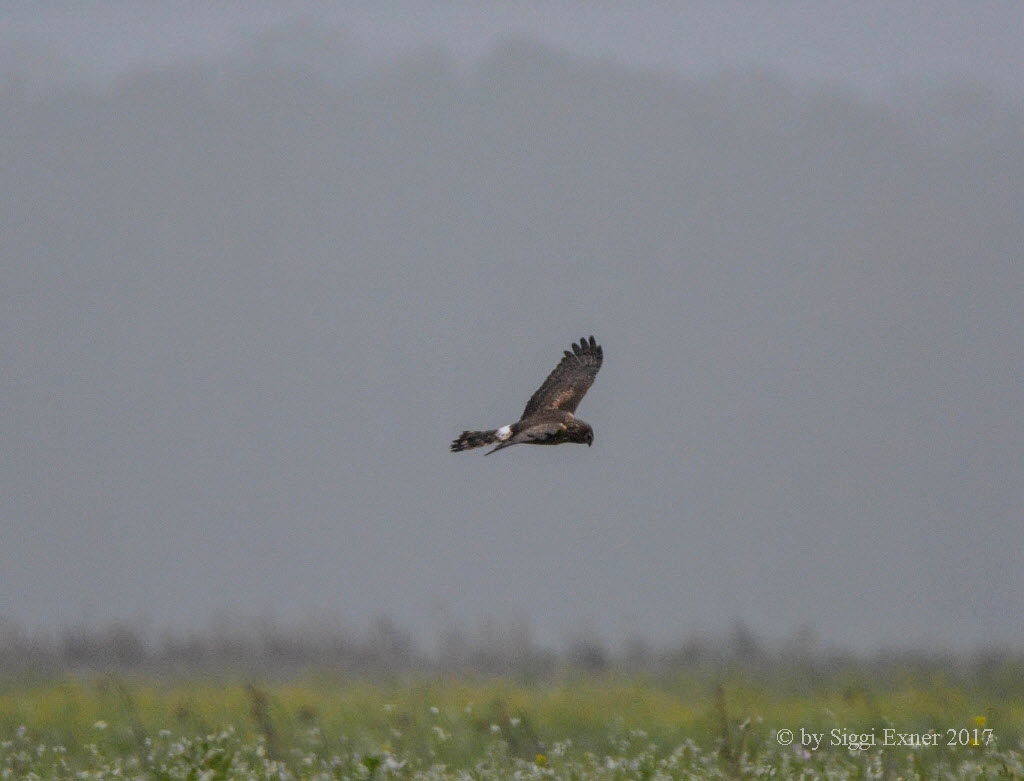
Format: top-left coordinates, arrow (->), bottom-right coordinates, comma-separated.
2,668 -> 1023,779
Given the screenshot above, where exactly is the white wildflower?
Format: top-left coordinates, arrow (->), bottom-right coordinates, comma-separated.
384,755 -> 406,771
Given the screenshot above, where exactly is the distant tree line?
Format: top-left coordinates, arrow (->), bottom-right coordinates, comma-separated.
1,616 -> 1021,694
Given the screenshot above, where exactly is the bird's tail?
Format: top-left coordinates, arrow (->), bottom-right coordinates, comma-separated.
450,429 -> 498,452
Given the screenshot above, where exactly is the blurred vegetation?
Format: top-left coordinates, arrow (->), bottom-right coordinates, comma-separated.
2,619 -> 1022,777
1,670 -> 1022,778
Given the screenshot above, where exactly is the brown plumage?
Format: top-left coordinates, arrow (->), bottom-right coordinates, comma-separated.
451,336 -> 603,455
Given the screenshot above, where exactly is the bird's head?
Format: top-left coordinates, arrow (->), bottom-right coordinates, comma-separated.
571,420 -> 594,447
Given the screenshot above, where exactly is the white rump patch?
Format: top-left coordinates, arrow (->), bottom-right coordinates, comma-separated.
496,425 -> 512,441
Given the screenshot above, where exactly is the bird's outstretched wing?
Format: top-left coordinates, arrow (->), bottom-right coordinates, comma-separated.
522,336 -> 603,417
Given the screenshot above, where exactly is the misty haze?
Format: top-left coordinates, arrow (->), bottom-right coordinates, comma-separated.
2,7 -> 1022,660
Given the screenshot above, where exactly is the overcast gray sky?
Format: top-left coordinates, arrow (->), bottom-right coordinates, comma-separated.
2,2 -> 1021,652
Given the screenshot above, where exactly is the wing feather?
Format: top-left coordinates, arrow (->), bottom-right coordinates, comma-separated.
522,336 -> 603,417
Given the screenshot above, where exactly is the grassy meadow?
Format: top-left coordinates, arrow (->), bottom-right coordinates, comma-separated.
3,663 -> 1023,779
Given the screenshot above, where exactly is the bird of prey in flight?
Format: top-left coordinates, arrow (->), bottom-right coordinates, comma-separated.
451,336 -> 603,456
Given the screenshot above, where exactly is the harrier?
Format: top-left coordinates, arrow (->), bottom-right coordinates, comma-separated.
451,336 -> 603,455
